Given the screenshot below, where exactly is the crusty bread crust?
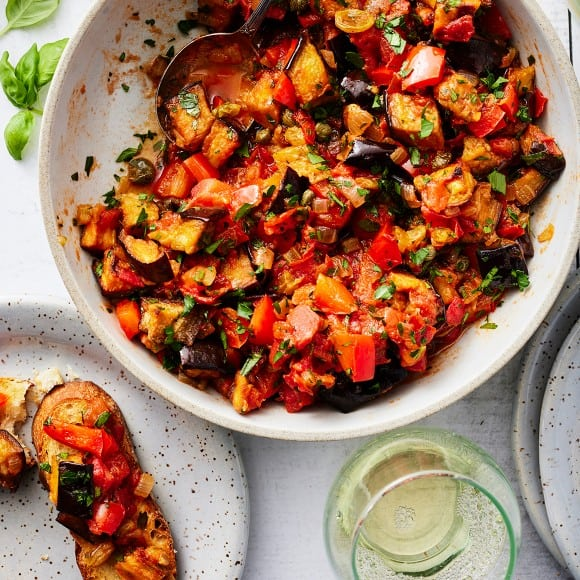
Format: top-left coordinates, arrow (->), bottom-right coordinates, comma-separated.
32,380 -> 177,579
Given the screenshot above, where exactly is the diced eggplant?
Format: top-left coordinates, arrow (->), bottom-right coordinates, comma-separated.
173,310 -> 210,347
340,74 -> 376,108
344,138 -> 413,182
476,241 -> 528,291
180,340 -> 231,378
520,124 -> 566,179
327,32 -> 360,77
57,462 -> 94,519
505,167 -> 550,207
179,205 -> 226,222
445,36 -> 505,75
318,364 -> 408,413
0,429 -> 27,491
56,511 -> 97,543
270,167 -> 310,214
518,232 -> 534,258
119,230 -> 174,284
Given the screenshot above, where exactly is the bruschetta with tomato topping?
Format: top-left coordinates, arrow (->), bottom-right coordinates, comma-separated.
32,380 -> 177,579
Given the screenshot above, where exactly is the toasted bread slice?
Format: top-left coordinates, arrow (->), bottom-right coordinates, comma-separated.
32,380 -> 177,579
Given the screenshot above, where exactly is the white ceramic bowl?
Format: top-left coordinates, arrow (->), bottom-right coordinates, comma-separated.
40,0 -> 580,440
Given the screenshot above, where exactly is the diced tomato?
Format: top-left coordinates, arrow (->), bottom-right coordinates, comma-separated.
0,392 -> 7,406
249,296 -> 276,346
278,384 -> 314,413
496,206 -> 526,239
421,208 -> 464,240
286,304 -> 323,350
217,307 -> 249,349
43,419 -> 119,458
401,46 -> 446,92
266,5 -> 286,20
467,103 -> 506,138
189,178 -> 233,208
533,87 -> 548,119
434,15 -> 475,43
230,184 -> 262,218
89,501 -> 126,536
272,72 -> 297,110
330,332 -> 376,382
297,12 -> 321,28
154,161 -> 194,199
445,296 -> 467,327
497,82 -> 519,121
293,109 -> 316,145
367,224 -> 403,271
115,299 -> 141,340
89,451 -> 131,495
182,152 -> 219,182
313,273 -> 357,315
243,145 -> 278,178
489,137 -> 519,159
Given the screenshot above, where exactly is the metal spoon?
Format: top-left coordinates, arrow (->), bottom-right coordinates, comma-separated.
156,0 -> 276,145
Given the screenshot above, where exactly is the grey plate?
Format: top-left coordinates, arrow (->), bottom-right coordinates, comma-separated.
512,269 -> 579,568
539,318 -> 580,579
0,295 -> 249,579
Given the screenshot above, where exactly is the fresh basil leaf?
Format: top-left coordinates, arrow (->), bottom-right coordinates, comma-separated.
1,0 -> 60,36
4,109 -> 35,159
15,43 -> 39,106
0,51 -> 28,107
37,37 -> 67,87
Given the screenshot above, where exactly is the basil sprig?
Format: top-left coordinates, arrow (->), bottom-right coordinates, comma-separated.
0,39 -> 67,159
0,0 -> 60,36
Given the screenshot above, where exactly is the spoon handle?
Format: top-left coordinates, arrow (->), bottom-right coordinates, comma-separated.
239,0 -> 276,38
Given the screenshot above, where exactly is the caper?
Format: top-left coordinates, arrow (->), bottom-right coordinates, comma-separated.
315,122 -> 333,142
301,189 -> 315,206
281,109 -> 295,127
127,157 -> 156,184
214,102 -> 242,119
255,128 -> 272,144
456,255 -> 470,272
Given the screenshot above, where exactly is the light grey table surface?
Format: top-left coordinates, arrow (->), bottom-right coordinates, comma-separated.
0,1 -> 577,578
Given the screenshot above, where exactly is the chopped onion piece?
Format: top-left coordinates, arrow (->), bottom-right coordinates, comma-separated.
283,246 -> 302,263
390,146 -> 408,166
401,182 -> 421,209
314,227 -> 339,244
312,198 -> 330,213
134,472 -> 155,498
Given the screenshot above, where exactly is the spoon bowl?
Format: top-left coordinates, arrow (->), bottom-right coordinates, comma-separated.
156,0 -> 275,146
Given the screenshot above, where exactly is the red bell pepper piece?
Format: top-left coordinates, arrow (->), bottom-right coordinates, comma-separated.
467,103 -> 506,138
445,296 -> 467,327
272,72 -> 297,110
248,295 -> 276,346
368,65 -> 397,87
497,82 -> 519,121
154,160 -> 194,199
89,501 -> 126,536
115,299 -> 141,340
367,224 -> 403,271
330,332 -> 376,382
297,11 -> 322,28
43,419 -> 119,458
182,152 -> 219,182
401,46 -> 446,92
533,87 -> 548,119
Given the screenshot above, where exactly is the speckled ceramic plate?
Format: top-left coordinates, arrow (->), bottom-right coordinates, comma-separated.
0,295 -> 248,579
539,317 -> 580,579
512,269 -> 579,568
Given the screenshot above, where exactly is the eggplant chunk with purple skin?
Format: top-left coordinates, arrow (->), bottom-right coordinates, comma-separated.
0,429 -> 28,491
119,230 -> 174,284
519,124 -> 566,180
180,340 -> 231,378
476,241 -> 529,292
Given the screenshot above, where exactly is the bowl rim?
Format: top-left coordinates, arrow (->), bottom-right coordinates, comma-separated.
39,0 -> 580,441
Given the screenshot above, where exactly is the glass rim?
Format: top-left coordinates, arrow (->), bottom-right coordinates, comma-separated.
348,469 -> 519,580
